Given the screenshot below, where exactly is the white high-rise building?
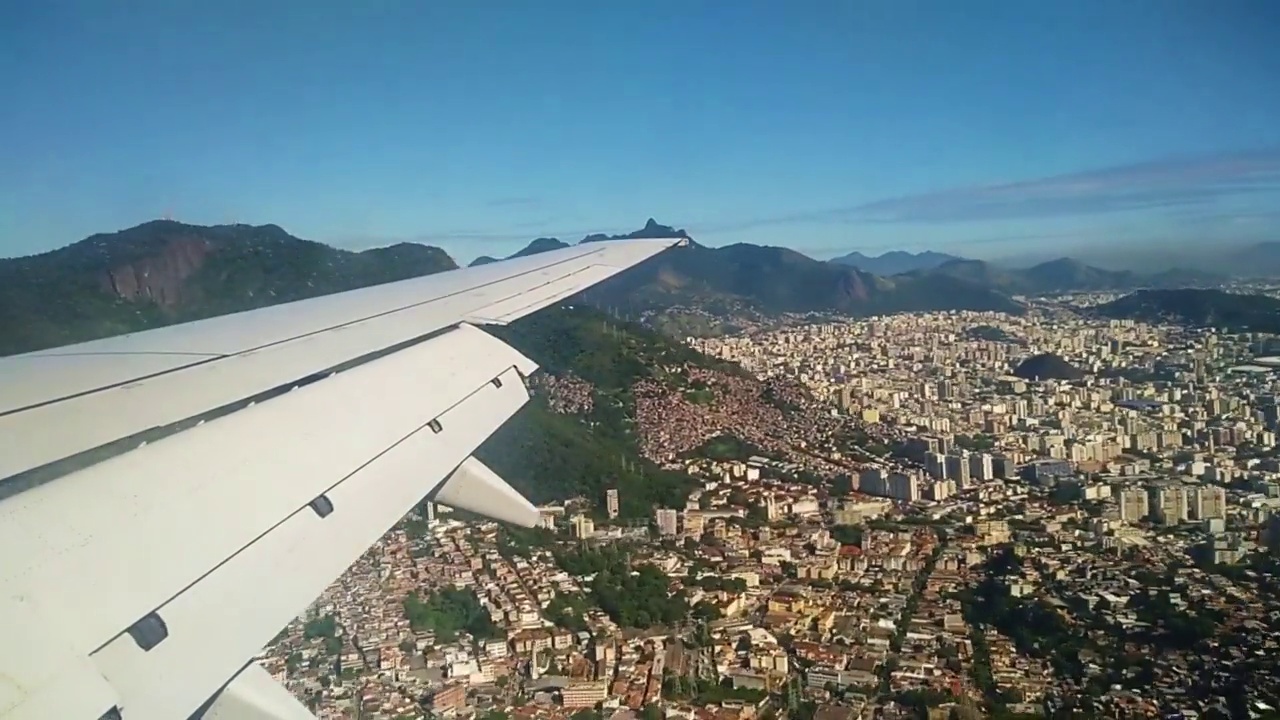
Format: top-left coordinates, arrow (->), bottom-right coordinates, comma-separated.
1117,487 -> 1149,523
605,488 -> 619,520
1148,484 -> 1188,525
1189,485 -> 1226,520
655,508 -> 679,537
969,453 -> 994,482
887,471 -> 921,502
571,513 -> 595,538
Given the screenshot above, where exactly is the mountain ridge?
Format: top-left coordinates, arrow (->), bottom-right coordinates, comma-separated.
579,238 -> 1023,317
469,217 -> 689,267
1094,288 -> 1280,335
829,249 -> 964,275
0,218 -> 1032,357
910,256 -> 1225,294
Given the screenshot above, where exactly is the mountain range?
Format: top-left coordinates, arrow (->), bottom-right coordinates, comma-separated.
907,257 -> 1226,295
580,240 -> 1020,316
828,249 -> 963,275
2,217 -> 1268,357
487,227 -> 1225,305
464,219 -> 1020,316
1215,242 -> 1280,278
0,219 -> 1028,356
824,245 -> 1280,284
1060,241 -> 1280,279
469,218 -> 687,267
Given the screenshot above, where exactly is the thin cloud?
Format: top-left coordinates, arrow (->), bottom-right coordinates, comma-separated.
698,148 -> 1280,231
848,148 -> 1280,224
1174,207 -> 1280,227
339,149 -> 1280,253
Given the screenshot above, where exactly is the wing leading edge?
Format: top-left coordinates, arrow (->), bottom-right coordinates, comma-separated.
0,238 -> 683,720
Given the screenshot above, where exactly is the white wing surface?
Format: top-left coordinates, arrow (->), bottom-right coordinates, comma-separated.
0,238 -> 683,720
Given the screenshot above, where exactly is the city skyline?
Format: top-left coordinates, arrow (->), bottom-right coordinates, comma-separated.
3,2 -> 1278,262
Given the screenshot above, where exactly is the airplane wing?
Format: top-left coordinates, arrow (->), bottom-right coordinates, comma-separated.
0,237 -> 684,720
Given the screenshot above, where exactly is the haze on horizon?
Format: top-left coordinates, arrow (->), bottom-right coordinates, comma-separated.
2,1 -> 1278,267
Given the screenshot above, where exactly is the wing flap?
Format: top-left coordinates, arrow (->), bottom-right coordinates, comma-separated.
0,595 -> 121,720
87,364 -> 529,720
432,455 -> 538,527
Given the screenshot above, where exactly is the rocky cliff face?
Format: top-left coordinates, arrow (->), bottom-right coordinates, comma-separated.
836,267 -> 871,302
101,235 -> 213,307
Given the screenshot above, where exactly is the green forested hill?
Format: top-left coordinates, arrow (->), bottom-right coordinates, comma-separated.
1094,288 -> 1280,334
477,306 -> 721,516
906,257 -> 1225,295
476,398 -> 693,517
582,240 -> 1024,316
0,220 -> 456,356
486,305 -> 746,387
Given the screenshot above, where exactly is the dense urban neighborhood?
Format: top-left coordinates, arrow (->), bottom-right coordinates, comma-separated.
265,290 -> 1280,720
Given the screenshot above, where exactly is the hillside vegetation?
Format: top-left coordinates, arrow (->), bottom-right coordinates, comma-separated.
0,220 -> 455,356
1095,289 -> 1280,334
910,257 -> 1224,295
477,307 -> 723,515
581,240 -> 1024,316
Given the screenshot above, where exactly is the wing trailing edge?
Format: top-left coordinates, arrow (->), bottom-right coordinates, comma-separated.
197,664 -> 314,720
433,455 -> 539,527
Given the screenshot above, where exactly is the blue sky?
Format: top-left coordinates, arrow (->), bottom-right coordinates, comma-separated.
2,1 -> 1278,264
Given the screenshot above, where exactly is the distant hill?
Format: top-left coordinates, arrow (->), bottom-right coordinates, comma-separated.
1145,267 -> 1230,288
582,239 -> 1023,316
468,218 -> 685,267
1019,257 -> 1132,291
581,217 -> 689,244
920,259 -> 1022,288
828,249 -> 964,275
914,257 -> 1225,295
1220,242 -> 1280,278
1013,353 -> 1083,381
509,237 -> 570,259
0,220 -> 456,356
1094,288 -> 1280,334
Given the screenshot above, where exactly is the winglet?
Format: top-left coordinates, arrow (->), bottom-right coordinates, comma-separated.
432,456 -> 539,528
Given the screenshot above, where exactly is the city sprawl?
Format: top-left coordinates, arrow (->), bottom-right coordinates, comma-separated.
265,298 -> 1280,720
